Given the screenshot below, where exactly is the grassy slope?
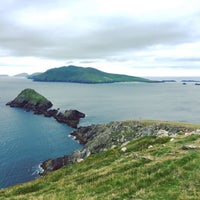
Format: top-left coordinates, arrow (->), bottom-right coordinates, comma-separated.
1,121 -> 200,200
30,66 -> 152,83
14,88 -> 50,105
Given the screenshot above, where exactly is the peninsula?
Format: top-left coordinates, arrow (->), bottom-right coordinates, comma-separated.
28,65 -> 155,83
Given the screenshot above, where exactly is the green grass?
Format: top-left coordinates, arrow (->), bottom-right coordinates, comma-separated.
1,127 -> 200,200
14,88 -> 50,105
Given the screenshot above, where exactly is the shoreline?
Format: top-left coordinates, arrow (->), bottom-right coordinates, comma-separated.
39,119 -> 200,175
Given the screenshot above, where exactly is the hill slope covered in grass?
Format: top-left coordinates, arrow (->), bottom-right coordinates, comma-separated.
1,120 -> 200,200
28,65 -> 154,83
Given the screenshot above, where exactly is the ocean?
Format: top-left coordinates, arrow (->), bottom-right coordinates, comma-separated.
1,77 -> 200,188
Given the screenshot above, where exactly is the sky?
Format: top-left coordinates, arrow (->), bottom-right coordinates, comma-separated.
1,0 -> 200,76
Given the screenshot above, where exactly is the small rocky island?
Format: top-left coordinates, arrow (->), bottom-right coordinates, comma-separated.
6,88 -> 85,128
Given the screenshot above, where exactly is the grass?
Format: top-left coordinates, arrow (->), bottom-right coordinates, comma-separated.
15,88 -> 50,105
1,126 -> 200,200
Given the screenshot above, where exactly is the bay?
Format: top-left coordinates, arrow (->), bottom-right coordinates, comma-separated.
1,77 -> 200,188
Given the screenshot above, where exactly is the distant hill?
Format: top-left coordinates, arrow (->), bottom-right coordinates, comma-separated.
28,72 -> 42,79
0,74 -> 9,77
14,73 -> 29,78
28,65 -> 154,83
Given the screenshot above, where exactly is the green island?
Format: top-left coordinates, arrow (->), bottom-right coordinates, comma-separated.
6,88 -> 53,113
8,88 -> 51,106
28,65 -> 156,83
1,120 -> 200,200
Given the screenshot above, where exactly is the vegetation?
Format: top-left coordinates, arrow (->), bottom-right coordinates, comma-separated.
1,121 -> 200,200
13,88 -> 50,105
28,65 -> 154,83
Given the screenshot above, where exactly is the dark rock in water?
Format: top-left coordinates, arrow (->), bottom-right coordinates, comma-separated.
71,126 -> 96,144
44,109 -> 59,117
40,148 -> 90,175
6,88 -> 85,128
40,155 -> 74,175
6,88 -> 53,113
54,109 -> 85,128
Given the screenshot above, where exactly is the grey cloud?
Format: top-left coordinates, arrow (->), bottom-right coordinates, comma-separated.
156,57 -> 200,63
0,2 -> 199,62
38,18 -> 196,59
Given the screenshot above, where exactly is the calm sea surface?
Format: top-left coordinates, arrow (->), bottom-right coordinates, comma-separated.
1,77 -> 200,188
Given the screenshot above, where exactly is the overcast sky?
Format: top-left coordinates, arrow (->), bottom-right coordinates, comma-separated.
1,0 -> 200,76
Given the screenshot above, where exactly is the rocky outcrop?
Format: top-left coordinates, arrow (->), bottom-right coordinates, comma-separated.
40,120 -> 199,175
40,155 -> 74,174
40,148 -> 90,175
6,88 -> 53,113
54,110 -> 85,128
6,88 -> 85,128
71,121 -> 194,154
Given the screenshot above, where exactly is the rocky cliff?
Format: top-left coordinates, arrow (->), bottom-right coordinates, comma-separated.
40,120 -> 200,175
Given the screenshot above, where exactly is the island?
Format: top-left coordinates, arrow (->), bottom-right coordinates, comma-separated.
6,88 -> 85,128
28,65 -> 157,83
13,73 -> 29,78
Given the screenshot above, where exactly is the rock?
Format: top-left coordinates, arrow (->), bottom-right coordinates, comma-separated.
40,155 -> 74,175
157,129 -> 169,137
121,147 -> 127,152
121,141 -> 130,147
44,109 -> 59,117
54,110 -> 85,128
148,145 -> 153,149
141,156 -> 152,162
181,145 -> 200,150
40,147 -> 91,174
77,158 -> 84,163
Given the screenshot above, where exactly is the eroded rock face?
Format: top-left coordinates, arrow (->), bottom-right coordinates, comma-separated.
40,120 -> 200,175
54,110 -> 85,128
40,148 -> 91,175
40,155 -> 74,174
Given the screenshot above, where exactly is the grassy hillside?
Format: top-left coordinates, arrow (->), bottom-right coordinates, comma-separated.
13,88 -> 50,105
29,65 -> 153,83
1,120 -> 200,200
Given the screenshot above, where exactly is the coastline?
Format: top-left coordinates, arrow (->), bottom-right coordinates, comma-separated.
39,119 -> 200,175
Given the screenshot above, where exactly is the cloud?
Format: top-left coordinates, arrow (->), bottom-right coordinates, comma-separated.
1,0 -> 200,75
0,14 -> 195,60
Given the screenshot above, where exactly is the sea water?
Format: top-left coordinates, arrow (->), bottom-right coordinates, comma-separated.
1,77 -> 200,188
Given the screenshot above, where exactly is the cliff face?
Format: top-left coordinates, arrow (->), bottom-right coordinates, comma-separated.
54,110 -> 85,128
40,120 -> 200,175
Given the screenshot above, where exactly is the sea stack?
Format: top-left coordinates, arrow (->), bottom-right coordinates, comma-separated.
6,88 -> 85,128
6,88 -> 53,113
